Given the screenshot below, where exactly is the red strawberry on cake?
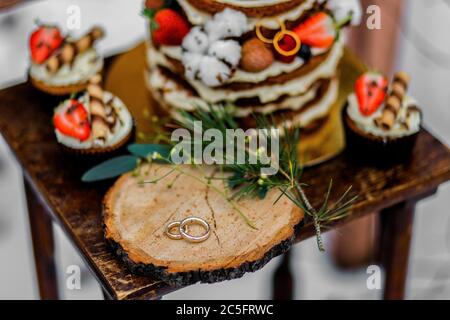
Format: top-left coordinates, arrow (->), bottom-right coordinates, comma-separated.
293,13 -> 336,49
53,99 -> 91,142
144,8 -> 190,46
29,25 -> 64,64
355,72 -> 388,116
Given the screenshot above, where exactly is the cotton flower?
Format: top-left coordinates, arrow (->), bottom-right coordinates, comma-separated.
181,8 -> 249,87
198,56 -> 231,87
181,26 -> 209,54
205,8 -> 250,41
208,40 -> 241,66
181,52 -> 203,80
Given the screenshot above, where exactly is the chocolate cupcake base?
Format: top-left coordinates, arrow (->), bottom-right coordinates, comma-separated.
344,111 -> 419,166
58,125 -> 135,161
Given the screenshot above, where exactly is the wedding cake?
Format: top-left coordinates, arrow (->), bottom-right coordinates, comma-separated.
144,0 -> 361,134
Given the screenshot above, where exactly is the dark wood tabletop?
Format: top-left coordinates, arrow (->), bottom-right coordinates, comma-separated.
1,57 -> 450,300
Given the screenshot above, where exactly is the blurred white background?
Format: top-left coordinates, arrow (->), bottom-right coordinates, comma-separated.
0,0 -> 449,299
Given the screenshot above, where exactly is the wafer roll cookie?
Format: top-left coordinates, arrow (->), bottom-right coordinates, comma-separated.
76,27 -> 105,53
386,96 -> 401,114
61,43 -> 76,64
375,72 -> 410,130
90,99 -> 106,118
87,83 -> 104,101
45,27 -> 104,74
394,71 -> 410,90
92,116 -> 108,142
391,82 -> 406,101
46,55 -> 59,73
375,95 -> 401,130
376,109 -> 396,130
90,74 -> 102,85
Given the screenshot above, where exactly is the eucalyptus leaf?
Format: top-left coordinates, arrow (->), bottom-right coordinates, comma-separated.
127,143 -> 172,160
82,155 -> 140,182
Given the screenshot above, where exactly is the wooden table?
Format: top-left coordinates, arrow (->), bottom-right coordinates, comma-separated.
1,58 -> 450,301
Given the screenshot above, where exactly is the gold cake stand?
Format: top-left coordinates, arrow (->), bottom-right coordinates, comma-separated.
104,43 -> 366,167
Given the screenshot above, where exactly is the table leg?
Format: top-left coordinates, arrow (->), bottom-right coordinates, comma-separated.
24,176 -> 59,300
272,251 -> 294,300
102,288 -> 113,300
379,201 -> 415,300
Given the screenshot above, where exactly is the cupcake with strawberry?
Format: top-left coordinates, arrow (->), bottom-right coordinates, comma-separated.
29,23 -> 105,95
53,74 -> 134,155
344,71 -> 422,161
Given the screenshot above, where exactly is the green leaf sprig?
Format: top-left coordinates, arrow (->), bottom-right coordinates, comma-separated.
82,106 -> 358,252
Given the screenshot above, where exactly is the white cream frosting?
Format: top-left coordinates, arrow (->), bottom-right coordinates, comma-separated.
187,39 -> 342,103
146,67 -> 339,128
54,91 -> 133,149
209,0 -> 294,7
147,37 -> 342,105
150,41 -> 334,84
347,93 -> 421,139
30,48 -> 104,86
177,0 -> 317,29
147,39 -> 343,103
146,65 -> 321,116
279,78 -> 338,129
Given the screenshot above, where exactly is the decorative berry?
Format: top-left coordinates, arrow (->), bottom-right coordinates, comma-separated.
53,99 -> 91,141
29,25 -> 64,64
240,38 -> 274,73
293,12 -> 336,49
151,9 -> 190,46
298,44 -> 312,62
355,72 -> 388,116
274,34 -> 298,63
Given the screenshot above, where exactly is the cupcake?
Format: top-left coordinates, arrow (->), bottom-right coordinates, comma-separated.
29,24 -> 105,96
53,74 -> 134,155
344,71 -> 422,162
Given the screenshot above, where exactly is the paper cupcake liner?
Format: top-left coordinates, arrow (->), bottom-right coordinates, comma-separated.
29,75 -> 93,96
59,125 -> 135,160
343,110 -> 419,166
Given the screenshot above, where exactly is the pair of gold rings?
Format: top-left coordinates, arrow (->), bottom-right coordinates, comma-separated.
165,216 -> 210,243
255,19 -> 301,57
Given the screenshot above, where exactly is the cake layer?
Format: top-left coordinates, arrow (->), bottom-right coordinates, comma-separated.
147,64 -> 329,111
147,36 -> 343,86
146,62 -> 338,130
177,0 -> 318,28
239,78 -> 339,129
146,39 -> 342,104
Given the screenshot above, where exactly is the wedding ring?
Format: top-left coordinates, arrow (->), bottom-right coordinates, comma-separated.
273,30 -> 301,56
165,221 -> 184,240
165,217 -> 211,243
180,217 -> 210,243
255,19 -> 286,44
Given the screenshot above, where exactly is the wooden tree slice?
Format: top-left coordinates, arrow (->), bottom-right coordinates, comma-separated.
104,164 -> 304,286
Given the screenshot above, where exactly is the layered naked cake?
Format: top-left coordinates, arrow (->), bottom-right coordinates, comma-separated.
144,0 -> 361,133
